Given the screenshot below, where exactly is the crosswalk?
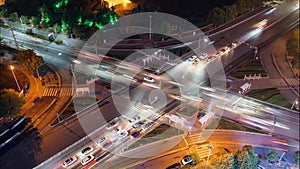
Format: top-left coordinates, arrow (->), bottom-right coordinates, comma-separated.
42,87 -> 74,97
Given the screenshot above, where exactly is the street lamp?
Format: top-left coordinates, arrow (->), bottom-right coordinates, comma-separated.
205,144 -> 214,169
149,15 -> 152,39
10,65 -> 21,91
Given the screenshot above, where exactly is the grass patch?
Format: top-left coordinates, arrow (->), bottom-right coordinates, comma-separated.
0,24 -> 10,29
205,118 -> 267,134
125,124 -> 184,151
246,88 -> 293,109
231,58 -> 268,79
33,34 -> 49,41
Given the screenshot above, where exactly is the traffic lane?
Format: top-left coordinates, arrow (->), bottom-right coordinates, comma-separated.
99,136 -> 188,169
192,130 -> 299,151
221,8 -> 299,70
132,150 -> 191,169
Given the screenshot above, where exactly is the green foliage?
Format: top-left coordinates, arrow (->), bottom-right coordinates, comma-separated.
210,145 -> 258,169
53,23 -> 61,34
0,89 -> 24,118
208,7 -> 226,27
29,16 -> 39,27
20,15 -> 29,25
10,12 -> 19,22
17,49 -> 44,75
267,151 -> 279,161
211,148 -> 237,169
0,8 -> 8,18
295,151 -> 300,166
54,38 -> 63,44
236,145 -> 258,169
0,35 -> 3,42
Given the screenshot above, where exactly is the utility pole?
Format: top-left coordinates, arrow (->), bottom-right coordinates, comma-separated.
7,22 -> 20,51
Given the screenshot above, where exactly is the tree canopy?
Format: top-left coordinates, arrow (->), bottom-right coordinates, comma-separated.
210,145 -> 258,169
17,49 -> 44,75
0,89 -> 24,118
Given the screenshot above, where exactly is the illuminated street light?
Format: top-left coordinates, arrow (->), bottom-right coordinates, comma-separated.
205,144 -> 214,169
10,65 -> 21,91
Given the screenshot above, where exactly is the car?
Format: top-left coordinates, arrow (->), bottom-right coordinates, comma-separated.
106,118 -> 119,130
199,53 -> 208,60
142,122 -> 154,131
101,141 -> 113,150
128,116 -> 140,123
166,162 -> 181,169
81,155 -> 94,166
81,146 -> 94,155
132,120 -> 146,129
206,56 -> 213,62
130,131 -> 141,138
118,131 -> 128,139
96,136 -> 108,146
188,55 -> 197,61
181,155 -> 193,165
220,48 -> 226,54
62,156 -> 77,168
112,128 -> 120,135
192,58 -> 200,65
144,76 -> 154,83
215,52 -> 221,57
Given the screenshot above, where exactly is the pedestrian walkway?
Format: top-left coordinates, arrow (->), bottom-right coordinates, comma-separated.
42,87 -> 74,97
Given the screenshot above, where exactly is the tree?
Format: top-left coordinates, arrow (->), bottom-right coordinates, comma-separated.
236,0 -> 248,15
211,148 -> 237,169
267,151 -> 279,162
223,5 -> 236,23
29,16 -> 39,27
20,15 -> 29,25
17,49 -> 44,75
207,7 -> 226,27
10,12 -> 19,22
0,8 -> 8,18
53,23 -> 61,34
236,145 -> 258,169
0,89 -> 25,118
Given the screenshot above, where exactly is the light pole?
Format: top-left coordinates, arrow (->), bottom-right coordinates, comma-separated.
10,65 -> 21,91
205,144 -> 214,169
149,15 -> 152,39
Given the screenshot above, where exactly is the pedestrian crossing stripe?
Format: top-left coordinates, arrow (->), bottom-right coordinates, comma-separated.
42,87 -> 75,97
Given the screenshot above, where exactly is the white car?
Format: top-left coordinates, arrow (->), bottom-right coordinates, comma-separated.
81,146 -> 94,155
144,76 -> 154,83
62,156 -> 77,168
81,155 -> 94,166
199,53 -> 208,60
188,55 -> 197,61
128,116 -> 140,123
118,131 -> 128,139
96,136 -> 108,146
181,155 -> 193,165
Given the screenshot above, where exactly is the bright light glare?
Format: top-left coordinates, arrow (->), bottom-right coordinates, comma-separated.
73,60 -> 81,64
265,8 -> 276,15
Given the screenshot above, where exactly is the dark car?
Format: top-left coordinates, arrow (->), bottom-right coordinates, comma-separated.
166,162 -> 181,169
130,131 -> 141,138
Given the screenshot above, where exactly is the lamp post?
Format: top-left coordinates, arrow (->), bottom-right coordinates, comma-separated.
149,15 -> 152,39
10,65 -> 21,91
205,144 -> 214,169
